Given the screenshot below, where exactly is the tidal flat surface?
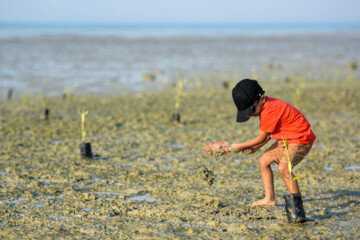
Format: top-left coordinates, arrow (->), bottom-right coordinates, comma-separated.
0,77 -> 359,239
1,32 -> 360,96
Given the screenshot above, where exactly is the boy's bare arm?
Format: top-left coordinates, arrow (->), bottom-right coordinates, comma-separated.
247,134 -> 271,153
230,129 -> 269,153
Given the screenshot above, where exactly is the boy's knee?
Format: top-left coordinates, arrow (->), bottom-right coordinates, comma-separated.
258,156 -> 272,168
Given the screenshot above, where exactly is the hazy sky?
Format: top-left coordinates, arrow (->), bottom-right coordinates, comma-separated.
1,0 -> 360,24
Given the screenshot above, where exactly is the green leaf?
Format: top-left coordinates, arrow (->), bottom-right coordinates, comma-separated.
284,138 -> 289,150
281,136 -> 289,150
285,176 -> 290,181
277,153 -> 288,158
293,175 -> 301,181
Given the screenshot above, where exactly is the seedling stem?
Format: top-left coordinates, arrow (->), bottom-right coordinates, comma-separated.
279,137 -> 301,194
79,109 -> 88,142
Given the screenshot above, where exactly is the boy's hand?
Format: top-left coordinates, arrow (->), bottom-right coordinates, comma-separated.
242,146 -> 261,154
242,148 -> 253,154
203,142 -> 231,156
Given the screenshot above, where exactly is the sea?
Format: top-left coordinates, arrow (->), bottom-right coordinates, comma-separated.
1,23 -> 360,97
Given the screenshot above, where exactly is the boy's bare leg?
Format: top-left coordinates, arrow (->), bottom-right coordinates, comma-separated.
252,155 -> 276,207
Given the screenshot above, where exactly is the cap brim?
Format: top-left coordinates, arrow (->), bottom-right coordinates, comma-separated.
236,106 -> 253,122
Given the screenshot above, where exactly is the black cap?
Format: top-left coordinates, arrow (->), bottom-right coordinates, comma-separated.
232,79 -> 264,122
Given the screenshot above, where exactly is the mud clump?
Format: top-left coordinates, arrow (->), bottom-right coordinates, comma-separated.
203,143 -> 231,156
197,164 -> 215,187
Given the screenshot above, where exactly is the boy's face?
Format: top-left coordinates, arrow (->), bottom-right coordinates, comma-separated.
251,95 -> 265,117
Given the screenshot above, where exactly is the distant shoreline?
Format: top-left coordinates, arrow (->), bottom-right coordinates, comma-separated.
1,22 -> 360,38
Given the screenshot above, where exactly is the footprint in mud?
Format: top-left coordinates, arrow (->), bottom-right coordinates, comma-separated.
197,163 -> 215,187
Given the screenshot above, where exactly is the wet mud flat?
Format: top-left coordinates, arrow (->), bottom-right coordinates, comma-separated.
0,77 -> 359,239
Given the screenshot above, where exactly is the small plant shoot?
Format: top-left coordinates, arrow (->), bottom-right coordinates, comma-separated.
278,137 -> 301,194
38,92 -> 50,120
79,109 -> 88,142
64,83 -> 78,100
79,109 -> 93,160
175,79 -> 184,113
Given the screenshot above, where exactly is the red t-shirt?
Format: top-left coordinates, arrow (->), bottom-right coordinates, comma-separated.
259,97 -> 316,144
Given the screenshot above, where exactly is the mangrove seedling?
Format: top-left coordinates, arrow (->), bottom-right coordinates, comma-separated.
79,109 -> 93,159
279,137 -> 300,194
172,79 -> 184,124
80,109 -> 88,142
63,83 -> 78,100
6,88 -> 13,100
39,93 -> 50,120
222,74 -> 230,89
279,137 -> 306,223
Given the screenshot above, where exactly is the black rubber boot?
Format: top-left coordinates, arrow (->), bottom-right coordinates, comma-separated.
80,142 -> 93,160
284,193 -> 306,223
172,113 -> 181,124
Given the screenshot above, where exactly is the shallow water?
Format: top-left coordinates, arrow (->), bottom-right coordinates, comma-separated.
0,77 -> 359,239
1,32 -> 360,97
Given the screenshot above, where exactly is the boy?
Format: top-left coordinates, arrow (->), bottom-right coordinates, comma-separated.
204,79 -> 316,212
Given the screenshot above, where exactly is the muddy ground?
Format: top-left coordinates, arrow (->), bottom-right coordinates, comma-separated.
0,76 -> 359,239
